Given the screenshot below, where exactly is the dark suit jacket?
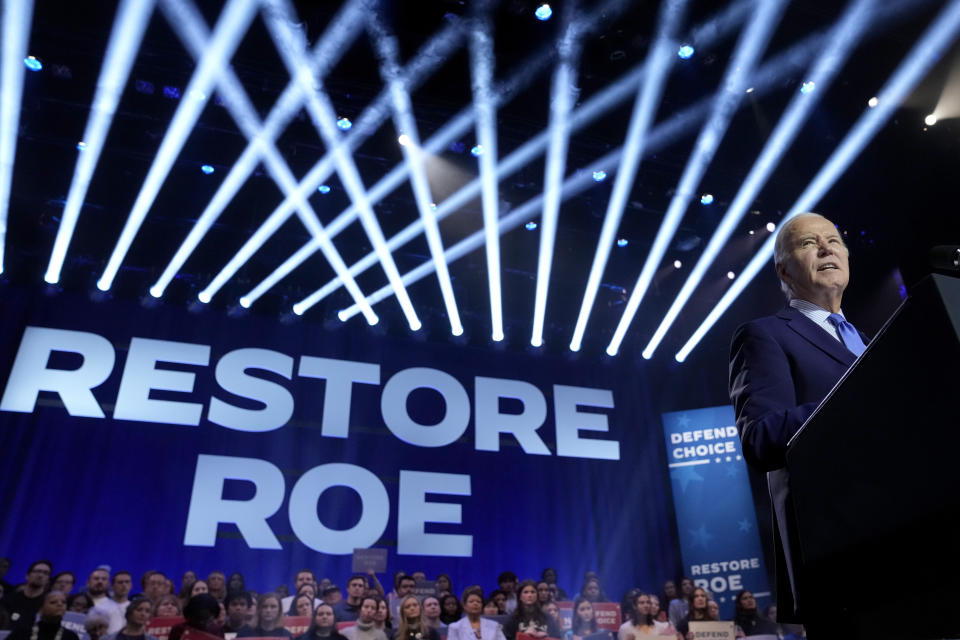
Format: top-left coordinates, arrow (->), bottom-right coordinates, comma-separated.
728,306 -> 863,622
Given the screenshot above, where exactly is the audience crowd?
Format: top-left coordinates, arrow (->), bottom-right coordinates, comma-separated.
0,559 -> 796,640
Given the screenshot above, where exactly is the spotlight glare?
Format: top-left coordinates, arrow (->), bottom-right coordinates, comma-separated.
535,4 -> 553,21
239,296 -> 251,308
868,96 -> 878,107
800,80 -> 816,93
727,271 -> 736,279
197,290 -> 211,304
766,221 -> 776,232
492,330 -> 504,342
149,285 -> 162,299
76,141 -> 87,151
700,193 -> 714,205
96,279 -> 110,292
531,336 -> 542,347
336,116 -> 352,130
23,55 -> 42,71
398,133 -> 412,146
748,229 -> 755,235
452,324 -> 463,337
317,184 -> 331,194
617,238 -> 628,247
678,44 -> 695,59
525,221 -> 538,230
924,113 -> 937,125
201,164 -> 215,175
471,144 -> 483,157
745,87 -> 755,93
592,169 -> 607,182
674,260 -> 682,269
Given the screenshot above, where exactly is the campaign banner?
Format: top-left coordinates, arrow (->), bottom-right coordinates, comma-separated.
413,580 -> 438,598
661,406 -> 770,618
688,621 -> 735,639
182,629 -> 224,640
62,612 -> 90,640
147,616 -> 186,640
351,547 -> 388,574
556,602 -> 620,632
283,616 -> 312,636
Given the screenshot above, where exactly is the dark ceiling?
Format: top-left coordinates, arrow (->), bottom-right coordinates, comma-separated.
4,0 -> 959,362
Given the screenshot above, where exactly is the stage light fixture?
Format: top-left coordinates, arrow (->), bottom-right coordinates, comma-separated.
925,113 -> 937,125
525,221 -> 538,230
592,170 -> 607,182
678,44 -> 694,59
674,260 -> 682,269
766,221 -> 776,232
748,229 -> 755,235
801,80 -> 816,93
76,142 -> 87,151
471,144 -> 483,157
727,271 -> 736,279
163,85 -> 181,99
201,164 -> 214,174
397,133 -> 412,146
535,4 -> 553,21
700,193 -> 714,204
617,238 -> 628,247
23,55 -> 41,71
868,96 -> 878,107
317,184 -> 331,194
149,284 -> 162,298
745,87 -> 754,93
135,79 -> 154,94
336,116 -> 352,130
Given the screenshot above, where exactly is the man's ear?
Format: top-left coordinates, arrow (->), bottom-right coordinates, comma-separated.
775,261 -> 790,286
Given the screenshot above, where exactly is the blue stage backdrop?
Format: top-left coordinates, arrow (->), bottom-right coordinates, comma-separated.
0,286 -> 683,597
661,406 -> 771,618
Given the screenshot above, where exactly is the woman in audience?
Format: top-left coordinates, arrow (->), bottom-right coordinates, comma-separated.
482,600 -> 500,616
295,603 -> 348,640
502,580 -> 560,640
153,595 -> 183,618
422,597 -> 445,631
228,574 -> 246,596
447,587 -> 506,640
540,570 -> 566,601
617,592 -> 648,640
291,593 -> 315,618
169,594 -> 223,640
67,592 -> 94,613
658,583 -> 676,615
541,603 -> 561,631
85,612 -> 112,640
191,581 -> 210,598
396,596 -> 441,640
564,597 -> 607,640
436,576 -> 453,598
181,572 -> 198,595
7,592 -> 79,640
579,579 -> 604,604
675,588 -> 709,639
105,597 -> 158,640
647,596 -> 674,635
439,594 -> 463,625
373,596 -> 394,640
489,591 -> 507,615
240,593 -> 290,638
732,592 -> 777,637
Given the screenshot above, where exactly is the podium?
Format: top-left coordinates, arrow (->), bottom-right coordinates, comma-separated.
786,274 -> 960,639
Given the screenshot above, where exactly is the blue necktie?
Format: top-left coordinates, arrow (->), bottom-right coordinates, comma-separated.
827,313 -> 867,357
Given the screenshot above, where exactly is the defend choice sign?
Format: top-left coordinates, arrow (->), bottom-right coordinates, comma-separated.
661,406 -> 770,618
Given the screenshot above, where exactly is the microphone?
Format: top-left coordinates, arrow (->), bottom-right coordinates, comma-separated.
929,245 -> 960,271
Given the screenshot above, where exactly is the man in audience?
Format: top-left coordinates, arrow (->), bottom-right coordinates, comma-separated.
323,585 -> 343,607
389,575 -> 416,618
85,568 -> 124,634
333,575 -> 367,622
496,572 -> 518,614
208,572 -> 228,602
281,569 -> 321,612
5,560 -> 52,629
142,571 -> 168,603
410,572 -> 426,584
51,572 -> 76,596
224,591 -> 253,635
111,571 -> 132,615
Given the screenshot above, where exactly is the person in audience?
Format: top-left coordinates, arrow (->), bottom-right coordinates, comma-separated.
0,557 -> 11,594
153,595 -> 182,618
112,572 -> 133,614
386,574 -> 406,605
647,596 -> 673,635
706,602 -> 719,622
540,603 -> 561,631
85,611 -> 112,640
52,572 -> 76,596
675,588 -> 709,638
87,569 -> 125,634
732,592 -> 777,637
421,597 -> 445,632
143,573 -> 169,604
334,576 -> 368,622
282,571 -> 319,613
170,594 -> 224,640
535,583 -> 551,606
286,586 -> 318,616
180,572 -> 198,595
6,560 -> 53,630
105,596 -> 158,640
617,592 -> 648,640
447,587 -> 505,640
341,596 -> 387,640
435,576 -> 452,598
245,594 -> 259,629
292,593 -> 315,618
295,603 -> 347,640
539,570 -> 566,602
410,574 -> 426,585
0,584 -> 11,631
502,580 -> 560,640
324,587 -> 343,607
667,579 -> 693,630
277,586 -> 291,600
7,592 -> 79,640
68,593 -> 95,613
373,596 -> 394,640
396,596 -> 440,640
439,594 -> 462,625
388,577 -> 416,619
239,593 -> 289,638
191,581 -> 210,598
208,573 -> 227,603
658,584 -> 675,614
481,600 -> 499,617
489,591 -> 507,615
565,597 -> 606,640
228,574 -> 246,596
224,591 -> 253,635
495,574 -> 517,615
579,579 -> 603,604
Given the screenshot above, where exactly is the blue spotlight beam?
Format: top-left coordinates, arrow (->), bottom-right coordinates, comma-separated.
96,0 -> 260,292
642,0 -> 878,360
150,0 -> 367,297
262,0 -> 421,330
366,7 -> 460,334
470,11 -> 506,341
676,0 -> 960,363
531,4 -> 584,347
0,0 -> 35,275
568,0 -> 688,352
44,0 -> 157,285
199,17 -> 469,304
248,0 -> 633,314
605,0 -> 789,357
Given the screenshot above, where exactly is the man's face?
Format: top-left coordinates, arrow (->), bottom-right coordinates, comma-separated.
87,570 -> 110,596
411,572 -> 426,583
147,574 -> 167,597
324,590 -> 342,605
398,579 -> 415,597
208,573 -> 225,592
52,574 -> 75,594
228,599 -> 249,624
536,583 -> 550,603
112,574 -> 132,599
28,563 -> 52,589
359,599 -> 377,623
777,215 -> 849,307
498,579 -> 516,595
348,578 -> 366,600
295,572 -> 314,590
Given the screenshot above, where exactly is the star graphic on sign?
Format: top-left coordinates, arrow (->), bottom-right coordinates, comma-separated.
676,414 -> 691,428
725,464 -> 740,478
689,524 -> 715,548
738,518 -> 753,532
670,466 -> 704,493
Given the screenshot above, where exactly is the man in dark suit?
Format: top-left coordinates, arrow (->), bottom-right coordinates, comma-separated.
729,212 -> 867,631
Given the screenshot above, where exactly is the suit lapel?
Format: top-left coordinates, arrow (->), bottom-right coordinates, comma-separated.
777,307 -> 857,367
